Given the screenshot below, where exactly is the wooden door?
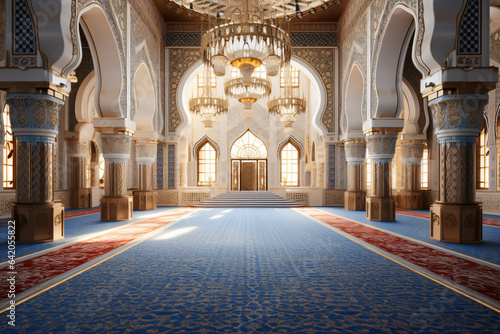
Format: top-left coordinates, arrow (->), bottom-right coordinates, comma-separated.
241,161 -> 257,191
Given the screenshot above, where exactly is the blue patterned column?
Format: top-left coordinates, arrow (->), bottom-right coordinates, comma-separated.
133,139 -> 157,211
428,94 -> 488,243
6,93 -> 64,242
328,145 -> 335,189
100,133 -> 133,221
344,139 -> 366,211
168,144 -> 176,189
365,133 -> 398,221
157,145 -> 164,190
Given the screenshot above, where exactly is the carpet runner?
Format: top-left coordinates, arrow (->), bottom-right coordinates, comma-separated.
1,207 -> 197,302
396,209 -> 500,227
297,207 -> 500,303
64,208 -> 101,219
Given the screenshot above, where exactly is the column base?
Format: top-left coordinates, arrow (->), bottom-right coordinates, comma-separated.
133,191 -> 157,211
397,190 -> 423,210
430,202 -> 482,243
101,196 -> 133,221
70,188 -> 91,209
12,202 -> 64,243
344,191 -> 366,211
366,196 -> 396,221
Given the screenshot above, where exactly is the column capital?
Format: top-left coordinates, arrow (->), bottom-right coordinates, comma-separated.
401,141 -> 425,164
345,141 -> 366,164
101,133 -> 132,162
365,134 -> 397,162
67,142 -> 90,158
6,93 -> 63,138
428,94 -> 488,141
135,140 -> 158,165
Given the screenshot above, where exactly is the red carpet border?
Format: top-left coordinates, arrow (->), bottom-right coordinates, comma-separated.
396,209 -> 500,227
64,208 -> 101,218
297,208 -> 500,302
1,207 -> 198,301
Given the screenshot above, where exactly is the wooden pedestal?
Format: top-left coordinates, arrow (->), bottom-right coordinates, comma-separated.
133,191 -> 157,211
70,188 -> 91,209
397,190 -> 423,210
344,191 -> 366,211
101,196 -> 133,221
430,202 -> 482,243
12,202 -> 65,243
366,196 -> 396,221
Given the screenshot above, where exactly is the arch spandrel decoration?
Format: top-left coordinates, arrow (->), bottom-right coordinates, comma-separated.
193,135 -> 220,160
277,135 -> 304,160
292,48 -> 335,133
231,130 -> 268,159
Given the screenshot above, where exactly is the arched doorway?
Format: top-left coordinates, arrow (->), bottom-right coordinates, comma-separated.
230,130 -> 268,191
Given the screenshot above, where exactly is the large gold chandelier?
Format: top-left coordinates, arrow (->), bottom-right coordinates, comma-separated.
189,66 -> 228,127
268,65 -> 306,127
200,0 -> 292,82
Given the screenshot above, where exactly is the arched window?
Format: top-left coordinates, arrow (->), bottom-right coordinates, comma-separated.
421,145 -> 429,189
476,119 -> 489,189
280,142 -> 299,186
231,131 -> 267,159
3,104 -> 15,189
99,155 -> 105,188
198,142 -> 217,186
280,65 -> 299,88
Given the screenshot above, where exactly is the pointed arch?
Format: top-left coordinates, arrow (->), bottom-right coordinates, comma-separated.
193,135 -> 220,160
277,135 -> 304,160
134,63 -> 156,131
230,129 -> 268,159
344,64 -> 364,132
279,139 -> 301,187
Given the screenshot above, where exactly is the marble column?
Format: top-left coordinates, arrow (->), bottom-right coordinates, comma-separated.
100,133 -> 133,221
365,133 -> 398,221
68,141 -> 91,209
344,139 -> 366,211
133,139 -> 157,210
428,94 -> 488,243
397,140 -> 425,209
6,93 -> 64,242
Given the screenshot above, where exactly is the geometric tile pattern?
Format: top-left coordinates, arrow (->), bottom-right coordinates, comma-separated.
445,143 -> 461,203
166,32 -> 201,47
328,145 -> 335,189
168,144 -> 175,189
157,145 -> 164,190
458,0 -> 481,54
13,0 -> 36,54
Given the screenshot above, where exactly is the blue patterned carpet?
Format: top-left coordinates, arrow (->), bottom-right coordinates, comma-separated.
2,207 -> 499,333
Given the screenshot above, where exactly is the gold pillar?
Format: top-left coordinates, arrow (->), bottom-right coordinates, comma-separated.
397,140 -> 425,209
100,133 -> 133,221
133,139 -> 157,211
344,139 -> 366,211
7,93 -> 65,243
428,94 -> 488,243
68,142 -> 91,209
365,131 -> 399,221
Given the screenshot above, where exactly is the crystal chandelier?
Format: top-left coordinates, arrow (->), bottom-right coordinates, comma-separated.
224,76 -> 272,111
268,65 -> 306,128
200,0 -> 292,82
189,66 -> 228,127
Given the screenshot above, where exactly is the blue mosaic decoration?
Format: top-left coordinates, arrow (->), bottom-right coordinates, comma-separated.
290,32 -> 337,47
458,0 -> 481,54
14,0 -> 36,54
157,146 -> 164,190
166,32 -> 201,47
168,144 -> 175,189
328,145 -> 335,189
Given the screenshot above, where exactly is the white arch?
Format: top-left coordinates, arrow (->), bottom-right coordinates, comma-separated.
75,70 -> 98,123
134,63 -> 156,131
374,5 -> 417,119
401,78 -> 429,136
344,64 -> 364,134
78,4 -> 123,117
176,56 -> 328,136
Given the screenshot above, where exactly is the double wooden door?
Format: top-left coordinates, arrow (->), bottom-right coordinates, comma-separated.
231,159 -> 267,191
